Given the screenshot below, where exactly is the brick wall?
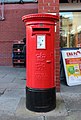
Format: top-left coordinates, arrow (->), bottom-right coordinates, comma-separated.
38,0 -> 60,91
0,3 -> 38,66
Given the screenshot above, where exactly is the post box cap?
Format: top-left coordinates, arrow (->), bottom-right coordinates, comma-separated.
22,13 -> 59,23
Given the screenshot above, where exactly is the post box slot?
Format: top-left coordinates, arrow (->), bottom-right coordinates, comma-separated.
33,28 -> 49,32
32,28 -> 50,35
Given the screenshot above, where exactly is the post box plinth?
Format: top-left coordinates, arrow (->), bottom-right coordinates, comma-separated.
26,87 -> 56,112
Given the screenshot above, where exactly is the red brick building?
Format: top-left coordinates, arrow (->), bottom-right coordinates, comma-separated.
0,0 -> 60,91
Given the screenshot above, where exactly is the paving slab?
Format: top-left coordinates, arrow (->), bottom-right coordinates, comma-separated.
2,89 -> 26,98
0,83 -> 25,90
0,88 -> 6,95
65,111 -> 81,120
7,82 -> 25,90
45,116 -> 67,120
0,97 -> 20,114
46,111 -> 81,120
61,83 -> 81,93
0,97 -> 20,115
0,114 -> 43,120
13,78 -> 26,84
16,93 -> 67,118
0,83 -> 9,89
0,74 -> 7,78
61,93 -> 81,112
0,76 -> 15,83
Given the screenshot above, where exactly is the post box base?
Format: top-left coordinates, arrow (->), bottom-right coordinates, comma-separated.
26,87 -> 56,112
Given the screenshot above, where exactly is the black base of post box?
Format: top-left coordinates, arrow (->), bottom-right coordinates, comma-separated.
26,87 -> 56,112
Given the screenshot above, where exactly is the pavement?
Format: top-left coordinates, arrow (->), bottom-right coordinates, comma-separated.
0,66 -> 81,120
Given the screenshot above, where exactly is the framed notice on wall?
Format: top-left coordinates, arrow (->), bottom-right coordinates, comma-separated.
61,48 -> 81,86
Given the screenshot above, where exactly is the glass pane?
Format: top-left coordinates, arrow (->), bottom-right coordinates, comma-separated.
60,12 -> 81,48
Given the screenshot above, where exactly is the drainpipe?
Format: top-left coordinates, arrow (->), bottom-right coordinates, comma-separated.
4,0 -> 38,4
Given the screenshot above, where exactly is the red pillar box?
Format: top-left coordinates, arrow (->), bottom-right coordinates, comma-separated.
22,13 -> 59,112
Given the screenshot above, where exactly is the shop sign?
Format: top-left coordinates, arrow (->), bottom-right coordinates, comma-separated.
61,49 -> 81,86
60,0 -> 81,3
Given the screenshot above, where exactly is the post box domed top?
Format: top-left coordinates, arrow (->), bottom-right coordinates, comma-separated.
22,13 -> 59,24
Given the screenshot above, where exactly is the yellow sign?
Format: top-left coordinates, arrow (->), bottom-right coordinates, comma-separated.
62,49 -> 81,86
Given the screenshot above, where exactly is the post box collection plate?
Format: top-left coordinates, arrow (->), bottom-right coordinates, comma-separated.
37,35 -> 46,49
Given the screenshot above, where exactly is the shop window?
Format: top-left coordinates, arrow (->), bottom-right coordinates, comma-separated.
60,12 -> 81,48
60,0 -> 81,3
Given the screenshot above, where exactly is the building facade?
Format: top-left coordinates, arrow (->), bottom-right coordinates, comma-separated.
0,1 -> 38,66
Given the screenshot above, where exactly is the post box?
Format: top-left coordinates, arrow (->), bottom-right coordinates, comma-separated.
22,13 -> 59,112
